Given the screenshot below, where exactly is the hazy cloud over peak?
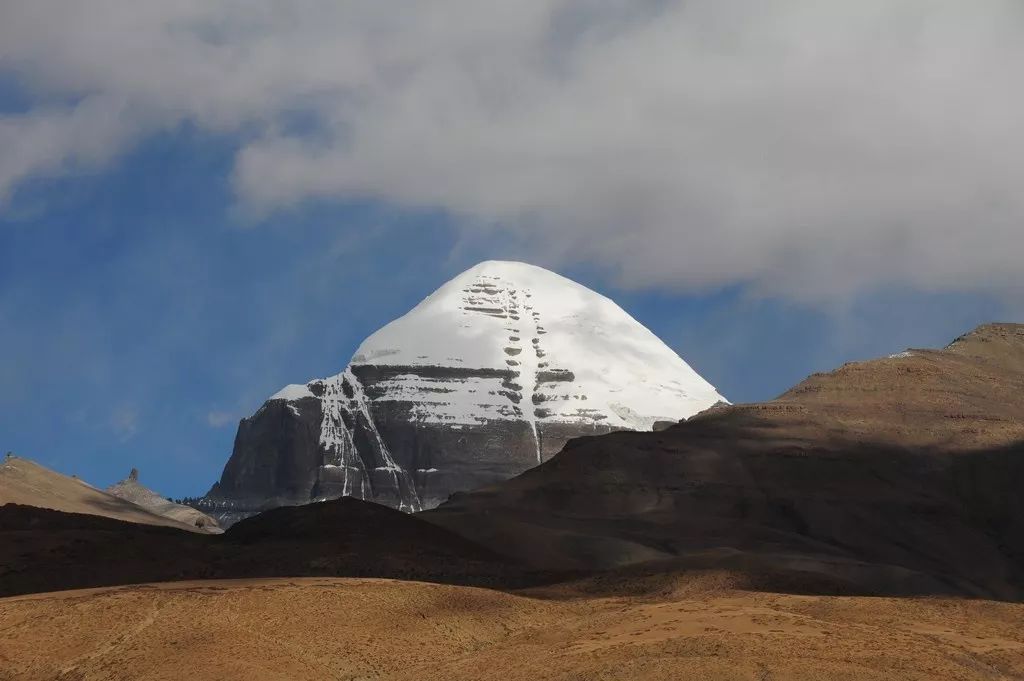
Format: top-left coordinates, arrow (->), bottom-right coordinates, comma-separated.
2,0 -> 1023,300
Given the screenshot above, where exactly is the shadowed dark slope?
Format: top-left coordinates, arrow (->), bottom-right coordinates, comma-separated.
0,498 -> 560,597
426,324 -> 1024,600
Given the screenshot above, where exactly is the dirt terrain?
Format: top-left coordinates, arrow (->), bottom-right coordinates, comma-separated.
2,575 -> 1023,681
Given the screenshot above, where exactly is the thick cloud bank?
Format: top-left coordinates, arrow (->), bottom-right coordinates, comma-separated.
2,1 -> 1023,299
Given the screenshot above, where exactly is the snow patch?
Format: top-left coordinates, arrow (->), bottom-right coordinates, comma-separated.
270,383 -> 314,401
348,260 -> 726,429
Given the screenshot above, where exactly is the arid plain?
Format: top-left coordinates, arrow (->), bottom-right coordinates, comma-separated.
3,575 -> 1024,681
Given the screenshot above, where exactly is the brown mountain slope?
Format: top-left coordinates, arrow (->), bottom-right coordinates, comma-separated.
3,577 -> 1023,681
774,322 -> 1024,448
425,324 -> 1024,599
0,456 -> 201,532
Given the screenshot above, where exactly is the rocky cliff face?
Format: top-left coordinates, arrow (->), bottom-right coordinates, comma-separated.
196,261 -> 725,526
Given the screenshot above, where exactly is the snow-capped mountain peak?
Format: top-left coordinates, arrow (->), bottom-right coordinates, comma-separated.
352,260 -> 724,431
198,260 -> 725,525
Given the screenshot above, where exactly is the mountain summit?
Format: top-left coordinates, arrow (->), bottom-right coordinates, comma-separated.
198,261 -> 725,525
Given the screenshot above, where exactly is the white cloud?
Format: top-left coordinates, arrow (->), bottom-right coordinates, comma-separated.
0,96 -> 135,202
1,1 -> 1023,300
109,405 -> 139,442
205,410 -> 234,428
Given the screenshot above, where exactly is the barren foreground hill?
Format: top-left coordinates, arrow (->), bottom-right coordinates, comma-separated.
2,576 -> 1023,681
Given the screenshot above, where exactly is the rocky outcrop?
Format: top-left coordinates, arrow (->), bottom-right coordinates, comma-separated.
195,261 -> 725,526
107,470 -> 221,533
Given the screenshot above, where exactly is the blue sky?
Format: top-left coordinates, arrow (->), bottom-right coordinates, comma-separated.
1,2 -> 1022,497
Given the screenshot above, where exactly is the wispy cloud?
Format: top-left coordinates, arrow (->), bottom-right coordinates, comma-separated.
205,410 -> 234,428
1,1 -> 1023,302
109,405 -> 139,442
0,96 -> 135,204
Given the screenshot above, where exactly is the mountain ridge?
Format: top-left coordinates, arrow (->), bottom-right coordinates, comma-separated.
0,455 -> 207,533
424,323 -> 1024,599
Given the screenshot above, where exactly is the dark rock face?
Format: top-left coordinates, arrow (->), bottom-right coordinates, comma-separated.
197,374 -> 428,526
199,397 -> 325,526
195,368 -> 621,526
